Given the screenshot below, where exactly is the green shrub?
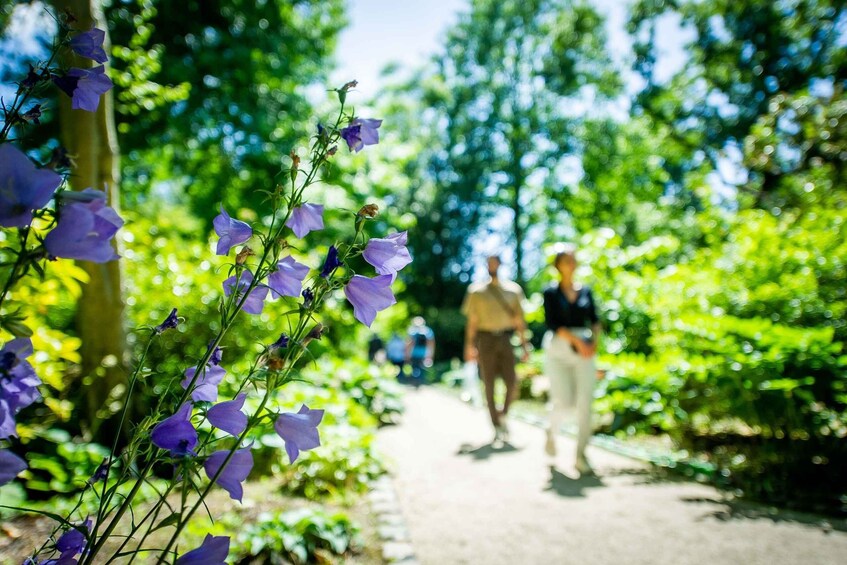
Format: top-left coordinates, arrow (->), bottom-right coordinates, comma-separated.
233,508 -> 362,564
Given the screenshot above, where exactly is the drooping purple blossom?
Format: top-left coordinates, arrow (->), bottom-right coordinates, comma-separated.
343,274 -> 397,327
274,405 -> 324,463
319,245 -> 342,278
87,458 -> 109,485
52,65 -> 113,112
154,308 -> 179,334
285,203 -> 324,238
0,144 -> 62,228
203,447 -> 253,502
0,449 -> 27,486
208,343 -> 223,366
176,534 -> 230,565
213,206 -> 252,255
207,393 -> 247,437
181,363 -> 227,403
363,231 -> 412,276
43,198 -> 123,263
69,28 -> 108,63
55,518 -> 91,558
151,403 -> 198,457
270,333 -> 289,350
266,256 -> 309,299
302,288 -> 314,308
0,338 -> 41,440
222,270 -> 268,315
340,118 -> 382,152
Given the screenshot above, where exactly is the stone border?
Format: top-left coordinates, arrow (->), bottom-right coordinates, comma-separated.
368,475 -> 419,564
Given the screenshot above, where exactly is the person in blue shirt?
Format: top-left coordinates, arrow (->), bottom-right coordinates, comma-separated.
542,243 -> 602,474
406,316 -> 435,387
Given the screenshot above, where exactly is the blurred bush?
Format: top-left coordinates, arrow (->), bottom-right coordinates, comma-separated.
233,507 -> 362,564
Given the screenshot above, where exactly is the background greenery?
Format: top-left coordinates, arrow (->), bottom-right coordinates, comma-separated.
1,0 -> 844,523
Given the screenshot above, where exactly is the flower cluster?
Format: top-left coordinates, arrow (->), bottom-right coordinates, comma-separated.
1,16 -> 408,562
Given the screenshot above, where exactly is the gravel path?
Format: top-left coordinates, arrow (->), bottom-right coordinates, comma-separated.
375,387 -> 847,565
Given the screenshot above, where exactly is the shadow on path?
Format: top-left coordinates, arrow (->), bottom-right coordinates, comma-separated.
544,466 -> 605,498
457,441 -> 520,460
682,496 -> 847,532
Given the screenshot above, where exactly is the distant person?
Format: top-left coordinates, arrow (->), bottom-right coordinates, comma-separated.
368,333 -> 385,364
406,316 -> 435,387
386,332 -> 407,381
462,254 -> 530,442
542,243 -> 602,475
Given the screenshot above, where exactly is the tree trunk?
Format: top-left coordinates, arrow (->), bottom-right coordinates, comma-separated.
53,0 -> 128,441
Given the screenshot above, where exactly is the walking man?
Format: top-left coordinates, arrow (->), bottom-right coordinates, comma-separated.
462,255 -> 530,442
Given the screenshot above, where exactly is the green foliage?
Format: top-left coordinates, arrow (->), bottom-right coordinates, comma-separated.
19,429 -> 109,497
233,507 -> 362,565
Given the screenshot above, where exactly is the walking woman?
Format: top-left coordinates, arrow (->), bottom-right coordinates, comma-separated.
542,244 -> 601,474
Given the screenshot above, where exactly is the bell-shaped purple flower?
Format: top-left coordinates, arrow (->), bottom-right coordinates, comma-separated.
176,534 -> 230,565
223,270 -> 268,315
363,231 -> 412,276
203,447 -> 253,502
70,28 -> 108,63
267,256 -> 309,299
181,363 -> 227,403
286,203 -> 324,238
154,308 -> 179,334
343,274 -> 397,327
319,245 -> 342,278
0,449 -> 27,486
207,393 -> 248,436
0,338 -> 41,440
270,333 -> 289,350
274,405 -> 324,463
44,198 -> 123,263
340,118 -> 382,152
151,403 -> 198,457
53,65 -> 113,112
59,187 -> 108,203
0,144 -> 62,228
213,205 -> 252,255
56,518 -> 91,557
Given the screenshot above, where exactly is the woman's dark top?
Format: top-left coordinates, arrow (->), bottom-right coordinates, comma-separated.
543,285 -> 599,331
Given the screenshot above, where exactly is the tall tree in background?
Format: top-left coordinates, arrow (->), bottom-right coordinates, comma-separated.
629,0 -> 846,208
403,0 -> 619,301
107,0 -> 346,221
51,0 -> 127,439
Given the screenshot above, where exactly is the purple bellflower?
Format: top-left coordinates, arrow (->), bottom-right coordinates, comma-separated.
176,534 -> 230,565
43,198 -> 123,263
181,363 -> 227,403
151,403 -> 198,457
286,203 -> 324,238
363,231 -> 412,276
207,393 -> 248,436
274,405 -> 324,463
55,518 -> 91,560
0,144 -> 62,228
223,270 -> 268,315
270,333 -> 289,350
87,458 -> 109,485
340,118 -> 382,152
154,308 -> 179,334
213,205 -> 252,255
53,65 -> 113,112
204,447 -> 253,502
0,449 -> 27,486
0,338 -> 41,440
343,274 -> 397,327
319,245 -> 342,278
58,187 -> 107,203
69,28 -> 108,63
267,256 -> 309,299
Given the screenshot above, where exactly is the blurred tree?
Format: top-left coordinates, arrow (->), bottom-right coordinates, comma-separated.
106,0 -> 346,223
399,0 -> 620,299
628,0 -> 846,208
51,0 -> 128,440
